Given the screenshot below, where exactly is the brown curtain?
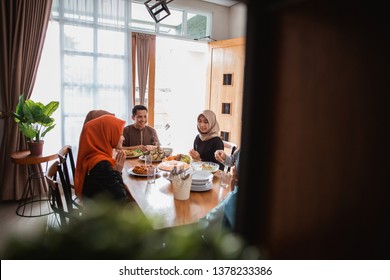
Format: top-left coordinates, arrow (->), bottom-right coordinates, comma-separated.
131,32 -> 156,125
135,33 -> 152,105
0,0 -> 53,200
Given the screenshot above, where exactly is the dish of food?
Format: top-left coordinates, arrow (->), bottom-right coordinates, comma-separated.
127,165 -> 159,177
142,147 -> 166,161
157,160 -> 191,172
161,146 -> 173,157
162,154 -> 191,164
123,149 -> 143,158
191,161 -> 220,173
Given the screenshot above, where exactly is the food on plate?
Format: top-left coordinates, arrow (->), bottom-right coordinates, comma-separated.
191,161 -> 219,173
163,154 -> 191,164
157,160 -> 191,172
201,163 -> 216,171
145,146 -> 165,161
132,165 -> 149,175
123,149 -> 143,158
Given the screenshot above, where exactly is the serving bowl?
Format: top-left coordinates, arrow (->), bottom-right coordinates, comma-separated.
161,146 -> 173,157
190,161 -> 219,173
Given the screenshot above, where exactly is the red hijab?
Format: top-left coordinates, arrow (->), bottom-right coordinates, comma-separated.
74,115 -> 126,197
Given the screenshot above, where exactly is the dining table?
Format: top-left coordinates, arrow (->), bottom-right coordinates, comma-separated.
122,157 -> 232,229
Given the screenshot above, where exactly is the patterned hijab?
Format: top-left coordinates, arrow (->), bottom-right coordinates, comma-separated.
74,115 -> 125,197
197,110 -> 220,141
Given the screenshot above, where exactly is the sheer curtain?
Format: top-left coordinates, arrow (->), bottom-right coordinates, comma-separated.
153,37 -> 208,153
48,0 -> 133,157
35,0 -> 209,163
0,0 -> 53,200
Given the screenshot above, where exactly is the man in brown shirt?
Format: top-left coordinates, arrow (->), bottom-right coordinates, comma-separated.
122,105 -> 160,152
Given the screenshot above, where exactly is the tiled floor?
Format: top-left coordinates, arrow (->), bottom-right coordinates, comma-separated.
0,200 -> 51,257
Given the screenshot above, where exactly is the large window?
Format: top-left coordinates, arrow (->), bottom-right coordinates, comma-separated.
154,37 -> 208,154
34,0 -> 211,155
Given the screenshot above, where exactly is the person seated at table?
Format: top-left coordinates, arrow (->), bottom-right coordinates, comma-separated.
83,109 -> 114,126
189,109 -> 224,170
122,105 -> 160,153
74,115 -> 134,203
199,148 -> 241,235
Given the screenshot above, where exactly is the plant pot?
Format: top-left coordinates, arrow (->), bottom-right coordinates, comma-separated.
28,141 -> 44,155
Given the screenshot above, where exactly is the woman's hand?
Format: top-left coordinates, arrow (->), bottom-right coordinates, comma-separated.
114,149 -> 126,172
214,149 -> 226,163
189,149 -> 201,161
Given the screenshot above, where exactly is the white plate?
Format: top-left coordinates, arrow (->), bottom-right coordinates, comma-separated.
157,160 -> 191,172
191,181 -> 213,192
191,161 -> 220,173
192,170 -> 213,182
123,149 -> 143,159
127,167 -> 160,177
139,155 -> 163,162
192,179 -> 212,185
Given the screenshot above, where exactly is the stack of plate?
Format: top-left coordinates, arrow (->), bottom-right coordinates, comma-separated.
191,170 -> 213,191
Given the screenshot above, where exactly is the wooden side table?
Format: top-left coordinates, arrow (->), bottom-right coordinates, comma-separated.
11,150 -> 58,217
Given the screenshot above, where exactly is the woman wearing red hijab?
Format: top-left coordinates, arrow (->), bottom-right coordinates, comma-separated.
75,115 -> 131,202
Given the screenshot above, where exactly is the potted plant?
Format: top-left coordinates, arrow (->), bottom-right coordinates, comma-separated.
12,94 -> 59,155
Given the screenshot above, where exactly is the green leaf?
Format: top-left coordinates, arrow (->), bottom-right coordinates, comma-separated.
19,123 -> 37,140
12,94 -> 59,141
41,124 -> 55,138
15,94 -> 25,116
42,101 -> 59,117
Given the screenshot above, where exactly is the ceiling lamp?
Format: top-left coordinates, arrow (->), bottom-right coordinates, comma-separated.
144,0 -> 174,23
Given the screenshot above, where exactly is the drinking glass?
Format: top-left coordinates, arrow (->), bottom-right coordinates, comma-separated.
220,166 -> 231,188
147,166 -> 156,184
144,154 -> 152,166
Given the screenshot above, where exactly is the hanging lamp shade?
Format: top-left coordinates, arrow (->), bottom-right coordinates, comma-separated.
144,0 -> 174,23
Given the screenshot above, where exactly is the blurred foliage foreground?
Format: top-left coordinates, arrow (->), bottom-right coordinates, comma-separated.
2,200 -> 260,259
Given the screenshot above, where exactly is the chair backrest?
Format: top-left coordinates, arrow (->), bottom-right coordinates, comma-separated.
223,141 -> 238,172
46,159 -> 82,229
57,145 -> 75,187
46,160 -> 69,228
223,140 -> 237,156
57,145 -> 82,210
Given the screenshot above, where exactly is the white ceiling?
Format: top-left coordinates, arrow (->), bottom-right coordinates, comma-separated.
200,0 -> 239,7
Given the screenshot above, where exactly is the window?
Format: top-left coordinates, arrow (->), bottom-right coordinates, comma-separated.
154,37 -> 208,153
36,0 -> 212,155
129,1 -> 211,39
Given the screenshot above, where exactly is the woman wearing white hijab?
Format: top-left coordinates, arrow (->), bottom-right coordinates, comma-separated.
189,110 -> 224,170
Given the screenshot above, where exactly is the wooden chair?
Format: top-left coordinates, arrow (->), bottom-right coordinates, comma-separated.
222,140 -> 237,172
46,160 -> 76,228
57,145 -> 82,210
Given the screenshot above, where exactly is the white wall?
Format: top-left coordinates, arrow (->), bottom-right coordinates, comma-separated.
171,0 -> 246,40
230,3 -> 247,38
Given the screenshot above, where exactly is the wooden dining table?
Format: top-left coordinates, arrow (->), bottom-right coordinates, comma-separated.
122,157 -> 232,229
